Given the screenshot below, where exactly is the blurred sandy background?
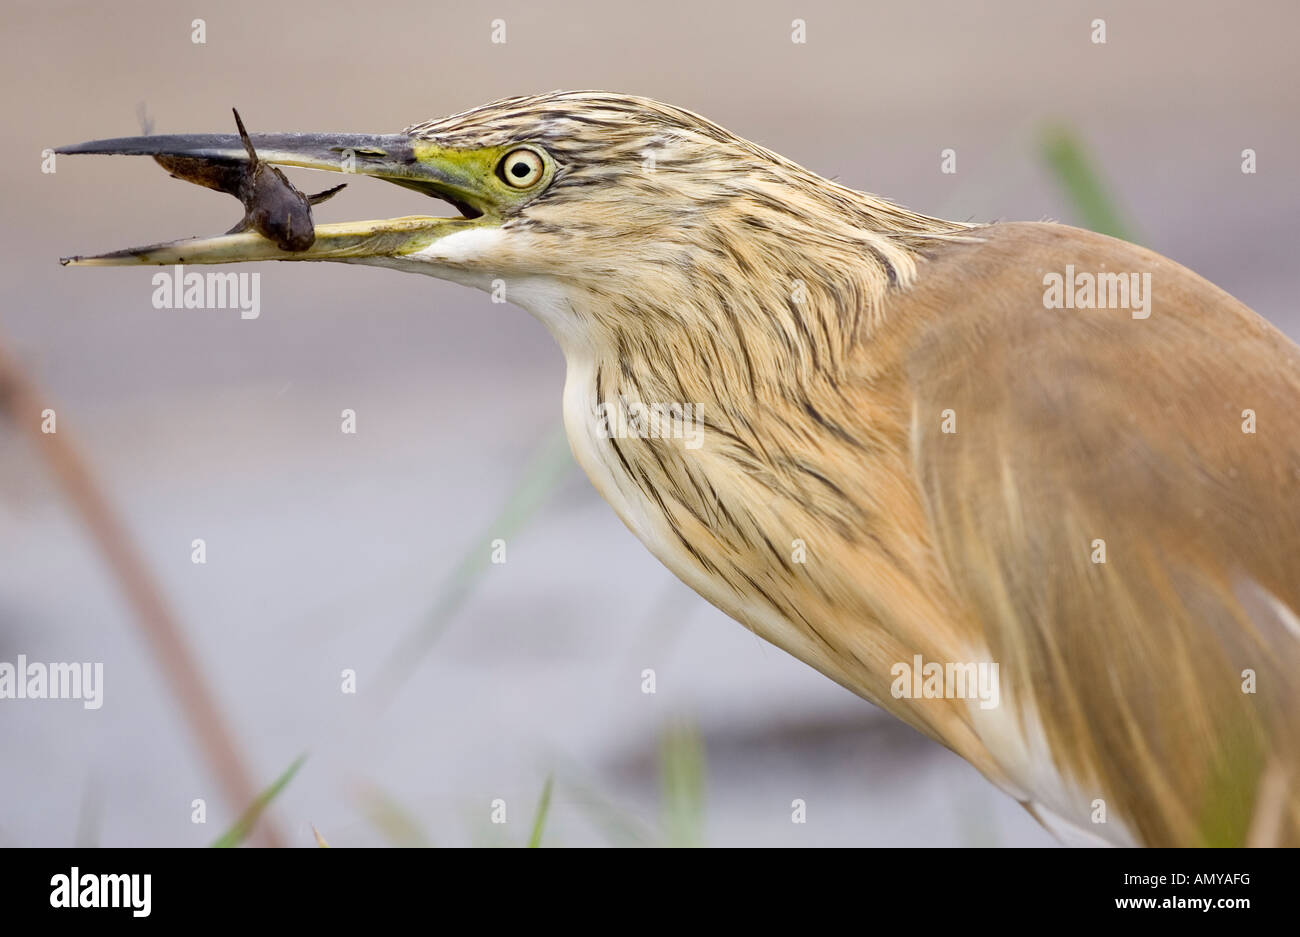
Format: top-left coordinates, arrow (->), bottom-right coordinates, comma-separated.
1,0 -> 1296,846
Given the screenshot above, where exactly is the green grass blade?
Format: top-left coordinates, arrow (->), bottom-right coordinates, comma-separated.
1039,125 -> 1137,243
660,721 -> 706,848
210,755 -> 306,848
527,774 -> 555,848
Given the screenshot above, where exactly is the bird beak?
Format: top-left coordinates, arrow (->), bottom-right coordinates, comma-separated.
56,131 -> 492,266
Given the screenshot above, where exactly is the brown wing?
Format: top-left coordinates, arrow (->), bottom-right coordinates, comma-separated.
904,222 -> 1300,845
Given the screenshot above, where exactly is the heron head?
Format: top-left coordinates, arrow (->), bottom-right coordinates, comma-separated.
62,94 -> 765,270
60,92 -> 964,357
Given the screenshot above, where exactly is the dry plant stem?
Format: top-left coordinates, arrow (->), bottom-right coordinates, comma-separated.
0,343 -> 281,848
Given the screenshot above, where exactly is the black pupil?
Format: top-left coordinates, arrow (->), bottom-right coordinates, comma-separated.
511,161 -> 531,178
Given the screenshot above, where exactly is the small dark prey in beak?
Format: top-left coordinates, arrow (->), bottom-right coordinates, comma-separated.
152,108 -> 346,252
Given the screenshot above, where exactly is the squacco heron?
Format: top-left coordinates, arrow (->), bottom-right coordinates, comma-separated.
57,91 -> 1300,847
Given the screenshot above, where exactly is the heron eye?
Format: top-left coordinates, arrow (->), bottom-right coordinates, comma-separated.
499,148 -> 544,188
